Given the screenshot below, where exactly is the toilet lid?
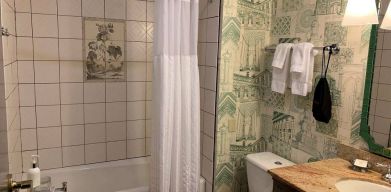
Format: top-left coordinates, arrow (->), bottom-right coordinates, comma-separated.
246,152 -> 295,171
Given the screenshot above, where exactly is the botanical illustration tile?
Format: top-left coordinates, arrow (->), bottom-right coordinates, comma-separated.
83,18 -> 126,81
215,0 -> 371,191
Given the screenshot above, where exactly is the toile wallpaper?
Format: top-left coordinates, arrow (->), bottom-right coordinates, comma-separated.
214,0 -> 372,191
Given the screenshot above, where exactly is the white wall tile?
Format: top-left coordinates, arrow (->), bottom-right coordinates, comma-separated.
127,0 -> 146,21
37,127 -> 61,149
204,90 -> 216,115
127,82 -> 146,101
127,101 -> 145,120
35,84 -> 60,105
376,100 -> 391,118
126,42 -> 146,61
60,83 -> 83,104
58,0 -> 82,16
201,156 -> 213,183
207,0 -> 220,17
203,112 -> 215,138
107,121 -> 126,141
84,103 -> 105,123
59,39 -> 83,60
59,16 -> 82,39
106,82 -> 126,102
373,116 -> 391,134
82,0 -> 104,17
19,84 -> 35,106
127,139 -> 145,158
62,125 -> 84,146
85,123 -> 105,144
204,67 -> 217,91
17,37 -> 33,60
106,102 -> 127,122
33,38 -> 59,60
126,62 -> 146,81
127,120 -> 145,140
84,83 -> 105,103
145,120 -> 151,138
146,82 -> 152,101
61,104 -> 84,125
85,143 -> 106,163
206,17 -> 219,43
16,13 -> 32,36
202,134 -> 214,161
38,148 -> 62,170
205,43 -> 218,67
20,107 -> 36,128
107,141 -> 126,161
32,14 -> 58,37
36,105 -> 61,127
105,0 -> 126,19
34,61 -> 59,83
31,0 -> 57,14
377,84 -> 391,101
60,61 -> 84,82
18,61 -> 34,83
21,129 -> 37,151
62,145 -> 84,167
146,2 -> 154,22
126,21 -> 146,42
15,0 -> 31,13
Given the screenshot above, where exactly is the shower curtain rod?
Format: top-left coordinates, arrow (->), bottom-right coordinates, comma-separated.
265,44 -> 340,55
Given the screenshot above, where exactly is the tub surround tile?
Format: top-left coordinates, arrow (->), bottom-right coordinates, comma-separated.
39,148 -> 63,170
85,123 -> 106,144
62,125 -> 85,146
127,139 -> 145,158
62,145 -> 85,167
107,141 -> 126,161
85,143 -> 106,163
58,0 -> 82,16
13,0 -> 154,172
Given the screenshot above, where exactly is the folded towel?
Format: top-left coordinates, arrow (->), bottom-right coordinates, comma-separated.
271,43 -> 294,94
290,43 -> 318,96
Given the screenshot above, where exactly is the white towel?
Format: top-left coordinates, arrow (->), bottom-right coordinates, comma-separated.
290,43 -> 318,96
271,43 -> 294,94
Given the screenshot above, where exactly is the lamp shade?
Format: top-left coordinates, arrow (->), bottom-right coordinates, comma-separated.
342,0 -> 379,26
381,2 -> 391,29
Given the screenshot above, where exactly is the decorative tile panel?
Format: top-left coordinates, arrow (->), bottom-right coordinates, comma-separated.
84,18 -> 126,81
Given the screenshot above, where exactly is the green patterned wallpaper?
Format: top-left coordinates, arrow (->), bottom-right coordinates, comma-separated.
214,0 -> 372,191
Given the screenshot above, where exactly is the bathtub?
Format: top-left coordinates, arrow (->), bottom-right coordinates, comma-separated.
23,157 -> 205,192
35,157 -> 149,192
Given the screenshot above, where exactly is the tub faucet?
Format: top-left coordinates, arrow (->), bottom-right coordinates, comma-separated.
54,182 -> 67,192
0,174 -> 33,192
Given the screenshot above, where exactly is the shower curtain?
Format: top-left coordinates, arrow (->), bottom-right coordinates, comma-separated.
151,0 -> 200,192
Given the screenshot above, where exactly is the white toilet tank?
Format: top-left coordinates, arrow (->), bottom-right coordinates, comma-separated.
246,152 -> 295,192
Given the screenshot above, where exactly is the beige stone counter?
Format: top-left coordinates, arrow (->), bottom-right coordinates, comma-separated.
269,158 -> 391,192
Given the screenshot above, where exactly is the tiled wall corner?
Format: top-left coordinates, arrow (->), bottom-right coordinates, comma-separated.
198,0 -> 220,191
13,0 -> 154,173
2,0 -> 22,174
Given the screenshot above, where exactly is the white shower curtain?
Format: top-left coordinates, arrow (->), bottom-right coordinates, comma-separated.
151,0 -> 200,192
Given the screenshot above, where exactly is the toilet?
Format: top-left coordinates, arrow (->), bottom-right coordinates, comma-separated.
246,152 -> 295,192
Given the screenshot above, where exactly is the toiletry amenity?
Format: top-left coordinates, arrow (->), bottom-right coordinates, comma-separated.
290,42 -> 318,96
27,155 -> 41,188
271,43 -> 294,94
312,47 -> 332,123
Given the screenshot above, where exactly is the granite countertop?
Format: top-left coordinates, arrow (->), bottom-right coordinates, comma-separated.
269,158 -> 391,192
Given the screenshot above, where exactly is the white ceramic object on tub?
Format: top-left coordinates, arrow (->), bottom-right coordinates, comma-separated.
246,152 -> 295,192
